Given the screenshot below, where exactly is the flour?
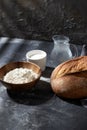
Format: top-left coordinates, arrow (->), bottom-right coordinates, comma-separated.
3,68 -> 38,84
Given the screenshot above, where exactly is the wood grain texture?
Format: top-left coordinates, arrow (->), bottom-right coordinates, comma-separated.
0,61 -> 41,91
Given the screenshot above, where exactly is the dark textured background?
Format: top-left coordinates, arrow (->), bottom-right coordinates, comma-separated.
0,0 -> 87,44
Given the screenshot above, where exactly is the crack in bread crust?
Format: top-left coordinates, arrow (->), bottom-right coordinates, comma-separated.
51,56 -> 87,79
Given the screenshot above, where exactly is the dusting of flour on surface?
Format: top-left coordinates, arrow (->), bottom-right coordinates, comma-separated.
3,68 -> 38,84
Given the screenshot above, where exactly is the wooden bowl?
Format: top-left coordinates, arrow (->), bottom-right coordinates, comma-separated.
0,61 -> 42,91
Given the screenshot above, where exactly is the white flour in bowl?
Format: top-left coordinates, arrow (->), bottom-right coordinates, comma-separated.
3,68 -> 39,84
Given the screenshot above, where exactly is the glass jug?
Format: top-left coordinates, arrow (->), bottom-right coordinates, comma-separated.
81,44 -> 87,56
49,35 -> 78,68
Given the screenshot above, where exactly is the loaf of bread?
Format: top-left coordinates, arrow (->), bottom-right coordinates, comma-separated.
50,56 -> 87,99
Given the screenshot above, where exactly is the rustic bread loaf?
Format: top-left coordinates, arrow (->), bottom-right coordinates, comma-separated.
50,56 -> 87,99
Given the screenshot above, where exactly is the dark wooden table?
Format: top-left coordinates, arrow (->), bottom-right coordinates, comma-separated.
0,37 -> 86,130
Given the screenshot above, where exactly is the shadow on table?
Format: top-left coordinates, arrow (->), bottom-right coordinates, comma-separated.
58,96 -> 82,106
7,66 -> 82,107
7,81 -> 54,106
7,67 -> 55,106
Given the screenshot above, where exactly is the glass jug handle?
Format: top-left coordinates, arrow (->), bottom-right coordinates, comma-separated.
81,44 -> 87,56
70,43 -> 78,58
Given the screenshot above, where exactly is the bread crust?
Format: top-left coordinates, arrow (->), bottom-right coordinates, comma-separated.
51,56 -> 87,79
50,56 -> 87,99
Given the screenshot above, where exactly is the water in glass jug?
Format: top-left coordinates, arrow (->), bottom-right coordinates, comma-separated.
49,35 -> 78,68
